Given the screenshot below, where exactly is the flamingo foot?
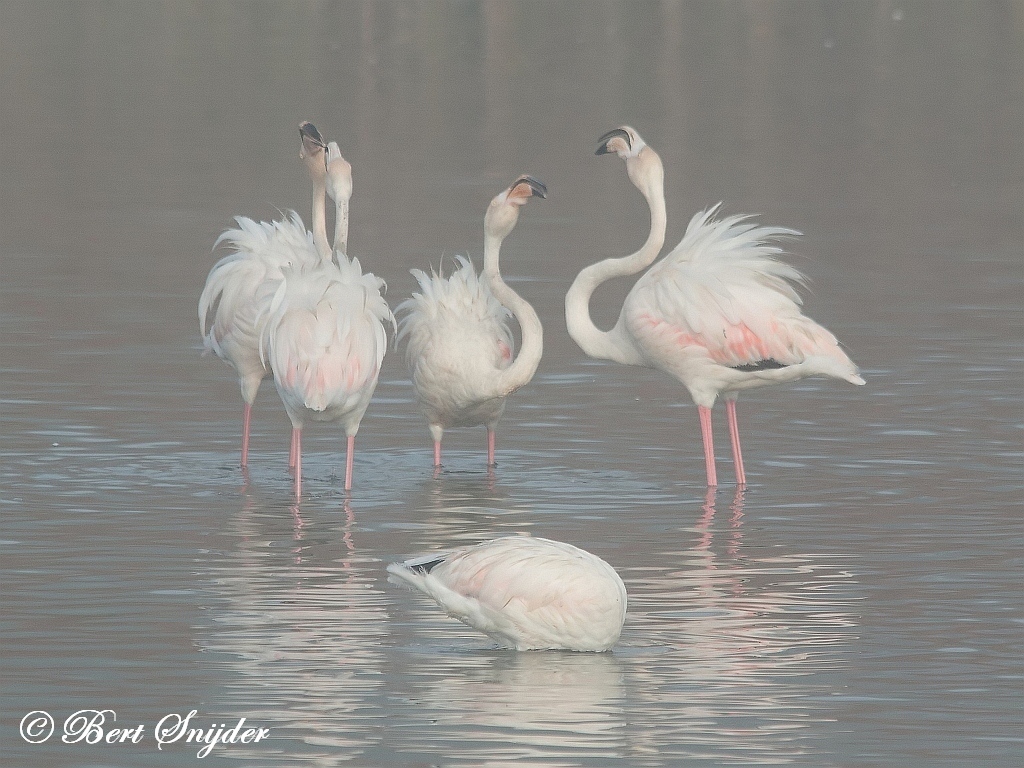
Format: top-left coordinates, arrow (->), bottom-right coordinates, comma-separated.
725,399 -> 747,485
698,405 -> 718,487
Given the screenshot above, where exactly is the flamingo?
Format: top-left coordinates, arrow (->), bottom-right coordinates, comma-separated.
199,122 -> 330,466
396,176 -> 547,467
387,536 -> 626,651
565,126 -> 865,487
260,140 -> 393,498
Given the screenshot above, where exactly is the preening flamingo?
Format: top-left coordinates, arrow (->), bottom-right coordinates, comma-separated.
388,536 -> 626,651
260,140 -> 394,498
199,122 -> 330,466
396,176 -> 547,467
566,126 -> 864,486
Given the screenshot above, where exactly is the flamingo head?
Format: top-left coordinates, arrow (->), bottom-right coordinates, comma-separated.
299,121 -> 327,182
484,175 -> 547,240
595,126 -> 646,159
596,126 -> 663,199
325,141 -> 353,204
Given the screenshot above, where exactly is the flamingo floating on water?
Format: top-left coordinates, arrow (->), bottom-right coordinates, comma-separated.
397,175 -> 547,468
565,126 -> 864,486
388,535 -> 626,652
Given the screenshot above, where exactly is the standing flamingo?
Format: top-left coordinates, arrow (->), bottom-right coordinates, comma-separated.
260,140 -> 393,498
566,126 -> 864,486
388,535 -> 627,651
199,122 -> 330,466
397,176 -> 547,468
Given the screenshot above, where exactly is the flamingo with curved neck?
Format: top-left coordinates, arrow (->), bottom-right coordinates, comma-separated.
397,175 -> 547,467
483,177 -> 546,403
565,128 -> 667,367
566,126 -> 864,486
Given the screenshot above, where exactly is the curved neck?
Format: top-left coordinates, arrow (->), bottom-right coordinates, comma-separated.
333,197 -> 349,257
483,231 -> 543,398
564,165 -> 666,364
311,176 -> 331,261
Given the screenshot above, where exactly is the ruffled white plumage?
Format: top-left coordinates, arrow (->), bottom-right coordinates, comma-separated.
260,253 -> 394,433
623,205 -> 864,405
396,255 -> 515,433
198,212 -> 319,403
388,536 -> 627,652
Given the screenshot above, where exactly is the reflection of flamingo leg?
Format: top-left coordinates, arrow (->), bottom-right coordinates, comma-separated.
728,485 -> 745,558
344,435 -> 355,491
698,405 -> 718,487
289,504 -> 305,563
293,428 -> 302,501
696,486 -> 717,553
240,403 -> 252,467
725,398 -> 746,485
487,427 -> 496,466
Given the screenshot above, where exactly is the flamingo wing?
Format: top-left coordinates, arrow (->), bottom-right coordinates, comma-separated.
396,256 -> 515,425
262,258 -> 392,417
396,255 -> 513,369
625,206 -> 846,369
201,213 -> 321,353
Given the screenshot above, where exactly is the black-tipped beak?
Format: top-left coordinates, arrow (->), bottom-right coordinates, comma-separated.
595,127 -> 630,155
299,121 -> 326,150
514,175 -> 548,199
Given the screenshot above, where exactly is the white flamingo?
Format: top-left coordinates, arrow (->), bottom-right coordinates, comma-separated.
388,536 -> 626,652
199,122 -> 330,466
397,176 -> 547,468
566,126 -> 864,487
260,140 -> 393,498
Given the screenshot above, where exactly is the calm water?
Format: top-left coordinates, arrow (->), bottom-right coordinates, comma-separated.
2,2 -> 1022,766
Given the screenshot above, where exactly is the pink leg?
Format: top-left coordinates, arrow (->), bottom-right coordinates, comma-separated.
293,428 -> 302,502
698,405 -> 718,487
288,428 -> 298,469
240,403 -> 252,468
486,428 -> 496,466
344,435 -> 355,491
725,399 -> 747,485
433,440 -> 442,468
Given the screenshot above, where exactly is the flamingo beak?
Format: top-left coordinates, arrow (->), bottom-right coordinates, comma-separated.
299,121 -> 327,157
596,128 -> 631,155
517,176 -> 548,199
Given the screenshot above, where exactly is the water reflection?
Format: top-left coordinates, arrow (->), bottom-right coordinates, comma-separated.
394,651 -> 626,766
616,486 -> 858,763
695,486 -> 745,560
197,496 -> 387,764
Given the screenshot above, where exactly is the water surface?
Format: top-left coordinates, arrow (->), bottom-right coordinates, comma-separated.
2,2 -> 1021,766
